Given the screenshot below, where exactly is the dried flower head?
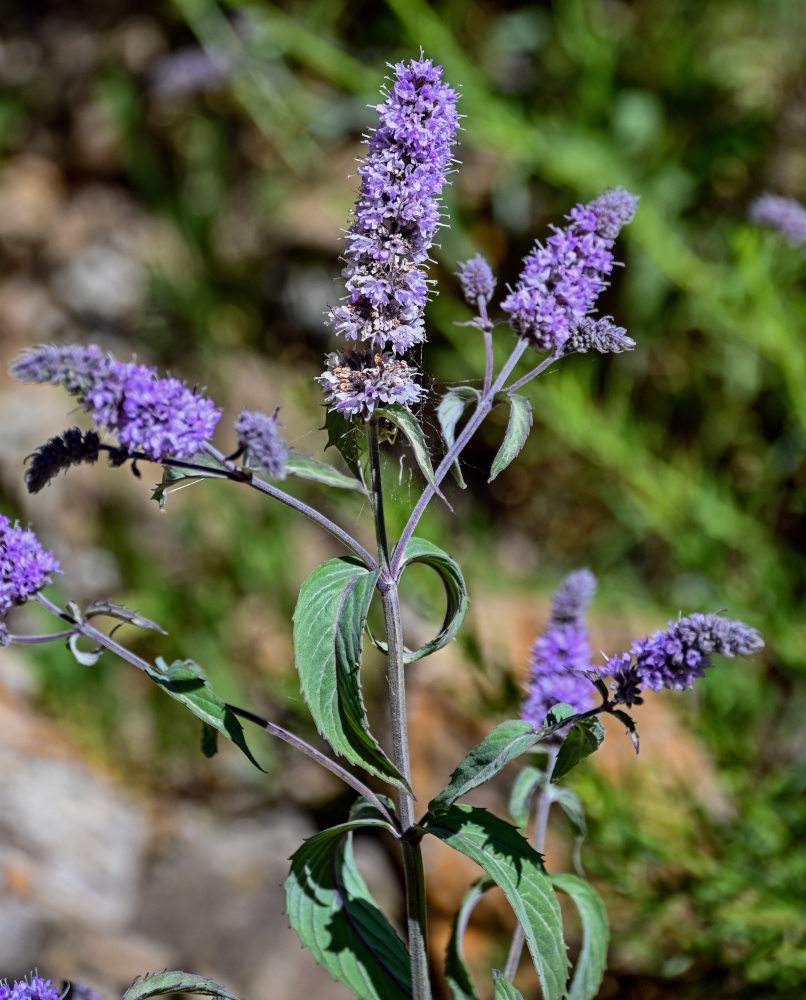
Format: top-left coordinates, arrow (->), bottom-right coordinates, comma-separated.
564,316 -> 636,355
24,427 -> 101,494
10,345 -> 220,461
319,350 -> 421,419
502,186 -> 639,352
235,409 -> 288,479
456,254 -> 496,306
1,514 -> 61,617
749,193 -> 806,251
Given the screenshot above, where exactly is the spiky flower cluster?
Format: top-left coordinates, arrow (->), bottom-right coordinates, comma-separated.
749,193 -> 806,252
10,345 -> 220,461
502,187 -> 639,352
563,316 -> 636,355
608,612 -> 764,706
320,350 -> 419,418
0,975 -> 60,1000
457,254 -> 496,306
521,569 -> 599,729
320,57 -> 459,419
1,513 -> 61,617
235,409 -> 288,479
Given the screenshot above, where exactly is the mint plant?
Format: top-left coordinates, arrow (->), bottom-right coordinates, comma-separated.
2,56 -> 763,1000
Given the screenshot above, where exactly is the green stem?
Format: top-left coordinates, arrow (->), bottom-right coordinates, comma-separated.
368,420 -> 432,1000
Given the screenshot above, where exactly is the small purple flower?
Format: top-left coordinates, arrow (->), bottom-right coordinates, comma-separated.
10,345 -> 220,461
502,187 -> 639,352
563,316 -> 636,356
521,569 -> 599,730
457,254 -> 497,306
235,408 -> 288,479
0,974 -> 60,1000
607,612 -> 764,705
749,193 -> 806,251
321,55 -> 459,416
319,350 -> 421,420
1,514 -> 61,617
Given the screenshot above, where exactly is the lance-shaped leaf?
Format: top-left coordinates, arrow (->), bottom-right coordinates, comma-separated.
84,600 -> 167,634
375,403 -> 446,503
285,450 -> 367,492
509,765 -> 544,832
324,408 -> 367,485
437,386 -> 479,488
121,970 -> 241,1000
551,874 -> 609,1000
445,876 -> 494,1000
144,658 -> 264,771
389,536 -> 468,663
294,557 -> 408,790
152,453 -> 227,510
284,815 -> 411,1000
492,972 -> 526,1000
551,717 -> 605,783
428,721 -> 540,814
422,805 -> 568,1000
489,393 -> 533,482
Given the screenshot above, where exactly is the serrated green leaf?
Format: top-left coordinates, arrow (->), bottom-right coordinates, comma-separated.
551,874 -> 609,1000
429,720 -> 539,814
445,876 -> 494,1000
324,408 -> 367,484
391,536 -> 468,662
492,971 -> 526,1000
422,805 -> 568,1000
285,450 -> 366,492
284,818 -> 411,1000
121,970 -> 241,1000
489,393 -> 533,482
293,558 -> 408,790
437,387 -> 479,488
551,717 -> 605,782
144,658 -> 264,771
509,765 -> 544,832
375,403 -> 441,497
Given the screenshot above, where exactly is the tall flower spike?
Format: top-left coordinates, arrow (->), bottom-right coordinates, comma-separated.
502,186 -> 639,352
749,193 -> 806,251
607,611 -> 764,706
1,513 -> 61,617
521,569 -> 599,730
10,345 -> 221,461
320,56 -> 459,419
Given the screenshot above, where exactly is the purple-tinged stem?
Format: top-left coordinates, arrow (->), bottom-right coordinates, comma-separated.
6,629 -> 77,643
504,350 -> 561,395
477,297 -> 495,398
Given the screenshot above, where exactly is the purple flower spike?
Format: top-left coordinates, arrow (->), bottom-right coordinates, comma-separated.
502,186 -> 639,352
0,974 -> 60,1000
521,569 -> 599,730
457,254 -> 496,306
321,55 -> 459,418
749,193 -> 806,250
235,408 -> 288,479
11,345 -> 220,461
318,350 -> 421,419
1,513 -> 61,617
607,612 -> 764,705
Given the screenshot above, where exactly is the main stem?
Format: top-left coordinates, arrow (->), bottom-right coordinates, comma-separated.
368,419 -> 431,1000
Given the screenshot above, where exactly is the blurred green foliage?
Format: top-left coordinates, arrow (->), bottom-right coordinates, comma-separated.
2,0 -> 806,995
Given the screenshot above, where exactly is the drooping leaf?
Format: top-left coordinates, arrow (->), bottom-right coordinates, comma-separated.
392,536 -> 468,662
121,970 -> 241,1000
445,876 -> 494,1000
612,708 -> 640,753
84,600 -> 167,634
492,971 -> 526,1000
437,387 -> 478,488
509,765 -> 544,832
550,787 -> 587,838
144,657 -> 264,771
324,408 -> 367,485
200,722 -> 219,758
423,805 -> 569,1000
428,720 -> 539,814
551,874 -> 609,1000
284,817 -> 411,1000
375,403 -> 444,502
489,393 -> 533,482
285,450 -> 367,492
293,557 -> 408,790
67,633 -> 102,666
551,717 -> 605,782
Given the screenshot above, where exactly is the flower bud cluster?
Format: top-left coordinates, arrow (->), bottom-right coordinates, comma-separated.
502,187 -> 638,352
235,408 -> 288,479
11,345 -> 220,461
320,57 -> 459,419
